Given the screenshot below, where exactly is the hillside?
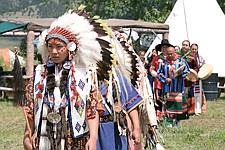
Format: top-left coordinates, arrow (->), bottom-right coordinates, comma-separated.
0,0 -> 66,18
0,0 -> 224,19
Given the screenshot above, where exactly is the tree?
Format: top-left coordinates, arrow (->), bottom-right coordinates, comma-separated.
45,0 -> 174,23
19,38 -> 27,58
42,0 -> 225,23
217,0 -> 225,13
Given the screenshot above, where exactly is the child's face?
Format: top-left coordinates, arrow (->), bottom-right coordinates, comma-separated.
47,38 -> 69,63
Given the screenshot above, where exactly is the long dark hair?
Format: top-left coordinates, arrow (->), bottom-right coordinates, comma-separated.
191,43 -> 199,57
13,52 -> 25,106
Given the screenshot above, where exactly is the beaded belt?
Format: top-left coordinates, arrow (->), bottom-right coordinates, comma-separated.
99,115 -> 114,123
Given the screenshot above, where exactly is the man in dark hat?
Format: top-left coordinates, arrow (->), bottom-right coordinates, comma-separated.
155,39 -> 173,52
149,39 -> 172,122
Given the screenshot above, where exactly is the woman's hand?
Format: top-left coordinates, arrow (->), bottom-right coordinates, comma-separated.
165,78 -> 172,84
23,131 -> 33,150
85,137 -> 97,150
23,111 -> 34,150
132,128 -> 141,144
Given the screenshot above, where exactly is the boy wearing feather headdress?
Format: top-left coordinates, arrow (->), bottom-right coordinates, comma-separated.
23,9 -> 106,150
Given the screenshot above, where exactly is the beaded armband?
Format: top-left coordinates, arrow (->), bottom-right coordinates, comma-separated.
24,77 -> 35,121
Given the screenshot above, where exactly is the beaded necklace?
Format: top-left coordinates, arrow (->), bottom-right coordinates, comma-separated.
35,59 -> 80,115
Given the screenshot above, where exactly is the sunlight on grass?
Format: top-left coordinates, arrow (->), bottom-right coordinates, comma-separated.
0,101 -> 24,150
0,99 -> 225,150
159,99 -> 225,150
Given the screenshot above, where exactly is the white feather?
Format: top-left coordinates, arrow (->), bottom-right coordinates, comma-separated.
37,29 -> 49,63
37,10 -> 103,67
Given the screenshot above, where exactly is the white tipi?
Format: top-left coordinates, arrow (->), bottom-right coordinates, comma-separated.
147,0 -> 225,76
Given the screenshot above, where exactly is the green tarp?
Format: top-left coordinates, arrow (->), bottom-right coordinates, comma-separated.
0,22 -> 27,34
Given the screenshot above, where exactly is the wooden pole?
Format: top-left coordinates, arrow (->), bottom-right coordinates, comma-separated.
1,31 -> 40,37
163,32 -> 169,40
26,31 -> 34,76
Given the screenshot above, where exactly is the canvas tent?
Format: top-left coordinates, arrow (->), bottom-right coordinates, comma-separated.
147,0 -> 225,76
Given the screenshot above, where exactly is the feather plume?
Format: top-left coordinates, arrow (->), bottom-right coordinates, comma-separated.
38,10 -> 103,68
112,30 -> 145,87
93,28 -> 108,37
96,38 -> 111,49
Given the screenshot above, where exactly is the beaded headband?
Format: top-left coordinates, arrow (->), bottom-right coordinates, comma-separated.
45,26 -> 79,51
46,33 -> 70,44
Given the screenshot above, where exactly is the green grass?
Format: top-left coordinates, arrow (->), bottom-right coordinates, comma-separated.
159,99 -> 225,150
0,99 -> 225,150
0,101 -> 24,150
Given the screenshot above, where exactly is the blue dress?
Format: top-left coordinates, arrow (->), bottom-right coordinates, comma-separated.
97,76 -> 143,150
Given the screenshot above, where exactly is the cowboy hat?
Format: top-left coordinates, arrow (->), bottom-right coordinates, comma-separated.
155,39 -> 173,52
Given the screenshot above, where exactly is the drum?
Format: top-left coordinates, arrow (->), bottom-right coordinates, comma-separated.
174,65 -> 185,78
186,69 -> 198,82
198,64 -> 213,80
